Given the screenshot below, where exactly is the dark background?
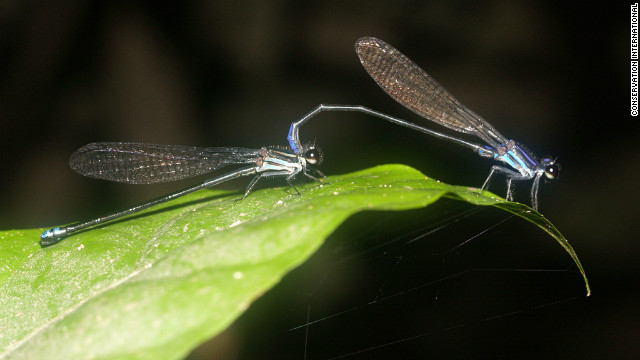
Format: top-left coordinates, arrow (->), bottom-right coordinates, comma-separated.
1,1 -> 637,359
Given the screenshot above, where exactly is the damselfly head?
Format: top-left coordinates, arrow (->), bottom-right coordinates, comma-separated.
302,143 -> 323,165
541,157 -> 560,180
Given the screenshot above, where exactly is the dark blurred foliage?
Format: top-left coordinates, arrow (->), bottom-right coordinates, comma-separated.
1,1 -> 637,359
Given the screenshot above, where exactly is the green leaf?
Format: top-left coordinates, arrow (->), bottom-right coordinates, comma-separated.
0,164 -> 589,359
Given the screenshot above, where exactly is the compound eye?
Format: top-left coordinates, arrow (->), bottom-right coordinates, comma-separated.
544,163 -> 559,179
305,148 -> 321,165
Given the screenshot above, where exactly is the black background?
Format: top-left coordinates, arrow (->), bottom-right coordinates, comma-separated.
1,1 -> 637,359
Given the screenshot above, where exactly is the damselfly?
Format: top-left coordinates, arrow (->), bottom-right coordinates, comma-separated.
40,142 -> 323,246
287,37 -> 558,210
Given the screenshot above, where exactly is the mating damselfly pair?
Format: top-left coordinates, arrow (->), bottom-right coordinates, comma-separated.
40,37 -> 558,247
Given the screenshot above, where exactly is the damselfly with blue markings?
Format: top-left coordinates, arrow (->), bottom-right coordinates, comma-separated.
288,37 -> 558,210
40,142 -> 324,246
